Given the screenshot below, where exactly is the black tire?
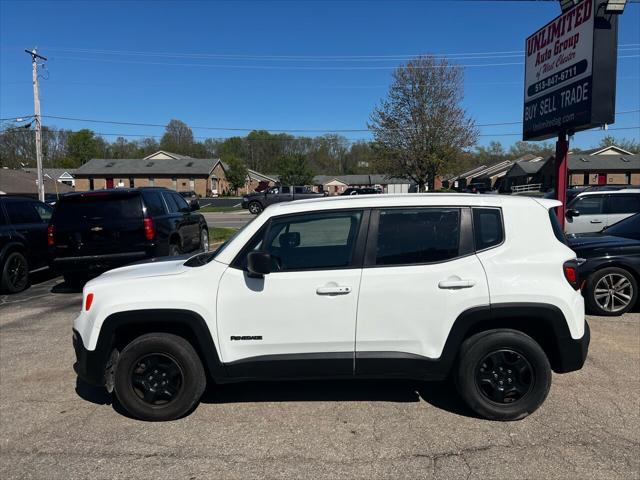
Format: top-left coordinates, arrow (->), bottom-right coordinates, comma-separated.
114,333 -> 206,421
1,251 -> 29,293
585,267 -> 638,317
455,329 -> 551,421
248,201 -> 263,215
168,243 -> 181,257
63,273 -> 88,288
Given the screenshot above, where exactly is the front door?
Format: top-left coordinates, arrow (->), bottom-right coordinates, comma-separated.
355,207 -> 490,376
105,178 -> 114,189
217,209 -> 367,378
598,174 -> 607,185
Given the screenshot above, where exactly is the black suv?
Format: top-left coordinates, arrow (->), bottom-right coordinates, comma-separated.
49,188 -> 208,284
0,196 -> 53,292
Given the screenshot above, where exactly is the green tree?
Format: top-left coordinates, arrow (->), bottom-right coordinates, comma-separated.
369,56 -> 478,191
224,155 -> 248,194
599,135 -> 639,153
160,119 -> 194,155
277,153 -> 314,185
66,129 -> 99,166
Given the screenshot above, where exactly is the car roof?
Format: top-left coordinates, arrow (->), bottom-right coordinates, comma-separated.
575,189 -> 640,197
262,193 -> 559,217
62,187 -> 170,198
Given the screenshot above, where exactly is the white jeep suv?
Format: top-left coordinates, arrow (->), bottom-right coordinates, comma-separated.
73,194 -> 589,421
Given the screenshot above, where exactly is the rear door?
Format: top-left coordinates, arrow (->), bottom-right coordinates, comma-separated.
3,199 -> 50,269
52,192 -> 145,257
565,194 -> 606,234
355,207 -> 489,376
605,193 -> 640,228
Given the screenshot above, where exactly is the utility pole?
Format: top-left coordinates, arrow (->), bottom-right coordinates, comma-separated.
25,48 -> 47,202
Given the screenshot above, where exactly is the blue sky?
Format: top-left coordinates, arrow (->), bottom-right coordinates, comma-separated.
1,0 -> 639,150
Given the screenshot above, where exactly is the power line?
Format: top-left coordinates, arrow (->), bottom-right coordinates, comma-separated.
38,109 -> 640,133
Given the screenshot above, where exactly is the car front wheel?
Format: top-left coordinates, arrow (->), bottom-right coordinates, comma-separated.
585,267 -> 637,316
248,201 -> 263,215
114,333 -> 206,421
455,329 -> 551,421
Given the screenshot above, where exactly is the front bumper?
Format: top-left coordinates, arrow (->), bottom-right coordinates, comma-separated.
554,320 -> 590,373
72,329 -> 106,386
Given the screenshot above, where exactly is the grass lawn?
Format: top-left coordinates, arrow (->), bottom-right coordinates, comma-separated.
200,205 -> 242,213
208,227 -> 238,244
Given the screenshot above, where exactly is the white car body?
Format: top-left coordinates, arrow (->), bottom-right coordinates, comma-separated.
565,189 -> 640,234
75,194 -> 585,371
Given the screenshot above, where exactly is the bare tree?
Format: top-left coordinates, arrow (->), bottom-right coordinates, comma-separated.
160,119 -> 194,155
369,56 -> 478,191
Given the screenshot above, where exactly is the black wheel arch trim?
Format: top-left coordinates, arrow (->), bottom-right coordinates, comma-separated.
74,308 -> 227,387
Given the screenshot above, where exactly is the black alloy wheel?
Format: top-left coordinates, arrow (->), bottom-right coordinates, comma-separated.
1,252 -> 29,293
475,349 -> 533,404
130,353 -> 184,406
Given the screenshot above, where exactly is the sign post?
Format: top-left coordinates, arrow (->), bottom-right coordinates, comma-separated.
523,0 -> 619,227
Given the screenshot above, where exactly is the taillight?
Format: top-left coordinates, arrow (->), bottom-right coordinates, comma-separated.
143,217 -> 155,240
563,260 -> 580,290
47,225 -> 55,247
85,293 -> 94,311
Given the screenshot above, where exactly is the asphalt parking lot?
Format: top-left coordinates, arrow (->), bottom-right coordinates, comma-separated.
0,277 -> 638,479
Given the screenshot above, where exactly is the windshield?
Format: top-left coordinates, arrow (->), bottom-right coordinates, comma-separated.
603,213 -> 640,240
184,216 -> 257,267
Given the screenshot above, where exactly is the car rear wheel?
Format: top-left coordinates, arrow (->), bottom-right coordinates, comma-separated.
585,267 -> 637,316
114,333 -> 206,421
455,329 -> 551,421
248,201 -> 263,215
1,251 -> 29,293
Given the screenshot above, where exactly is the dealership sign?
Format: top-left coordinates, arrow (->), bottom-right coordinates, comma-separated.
523,0 -> 618,141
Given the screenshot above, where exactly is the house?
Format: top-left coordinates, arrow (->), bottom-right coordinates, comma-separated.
210,160 -> 278,195
23,168 -> 77,187
565,145 -> 640,186
0,168 -> 75,198
310,174 -> 425,195
445,161 -> 514,191
503,145 -> 640,192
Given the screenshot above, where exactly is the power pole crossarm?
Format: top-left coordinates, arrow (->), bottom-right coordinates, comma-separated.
25,48 -> 47,202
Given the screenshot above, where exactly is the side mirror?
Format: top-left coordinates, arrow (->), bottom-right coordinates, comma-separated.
247,251 -> 273,277
190,202 -> 200,211
566,209 -> 580,219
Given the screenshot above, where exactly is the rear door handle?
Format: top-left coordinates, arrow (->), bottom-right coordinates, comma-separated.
590,219 -> 602,224
316,285 -> 351,295
438,279 -> 476,289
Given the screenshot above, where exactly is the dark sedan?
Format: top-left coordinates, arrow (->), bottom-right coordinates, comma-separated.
568,213 -> 640,316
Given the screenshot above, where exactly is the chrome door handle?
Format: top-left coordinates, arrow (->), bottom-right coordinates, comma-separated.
316,285 -> 351,295
590,220 -> 602,224
438,279 -> 476,289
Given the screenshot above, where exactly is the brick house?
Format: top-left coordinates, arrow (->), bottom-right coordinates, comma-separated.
74,151 -> 277,197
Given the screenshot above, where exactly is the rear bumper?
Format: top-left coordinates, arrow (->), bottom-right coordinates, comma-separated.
72,329 -> 106,386
53,251 -> 148,273
554,321 -> 590,373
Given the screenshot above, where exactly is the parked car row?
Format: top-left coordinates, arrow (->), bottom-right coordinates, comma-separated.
0,187 -> 208,292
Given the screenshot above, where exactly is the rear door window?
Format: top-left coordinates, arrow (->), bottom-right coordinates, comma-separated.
163,192 -> 180,213
172,193 -> 190,211
606,194 -> 640,214
5,201 -> 42,225
472,208 -> 503,250
374,208 -> 460,265
33,203 -> 52,222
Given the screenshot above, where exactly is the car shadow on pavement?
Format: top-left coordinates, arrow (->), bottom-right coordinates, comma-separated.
51,281 -> 84,294
201,379 -> 479,419
75,378 -> 478,420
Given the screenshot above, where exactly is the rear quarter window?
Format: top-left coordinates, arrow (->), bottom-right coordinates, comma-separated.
472,208 -> 504,251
